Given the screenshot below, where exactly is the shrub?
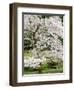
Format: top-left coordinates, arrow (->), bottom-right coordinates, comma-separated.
46,56 -> 63,68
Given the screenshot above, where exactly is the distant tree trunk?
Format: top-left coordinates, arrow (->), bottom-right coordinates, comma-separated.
32,24 -> 40,48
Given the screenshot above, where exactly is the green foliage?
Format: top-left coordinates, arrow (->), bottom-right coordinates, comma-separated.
58,36 -> 63,45
59,16 -> 63,23
41,15 -> 51,19
24,31 -> 33,38
24,39 -> 33,49
42,15 -> 46,18
49,34 -> 54,38
46,57 -> 63,69
47,45 -> 51,50
24,50 -> 33,58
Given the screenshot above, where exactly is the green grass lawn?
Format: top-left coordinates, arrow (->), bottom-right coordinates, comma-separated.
24,67 -> 63,74
24,63 -> 63,74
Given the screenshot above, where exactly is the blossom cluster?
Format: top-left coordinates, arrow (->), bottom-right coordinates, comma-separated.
24,57 -> 46,68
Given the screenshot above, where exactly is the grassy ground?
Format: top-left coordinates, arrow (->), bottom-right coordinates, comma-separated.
24,63 -> 63,74
24,66 -> 63,74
